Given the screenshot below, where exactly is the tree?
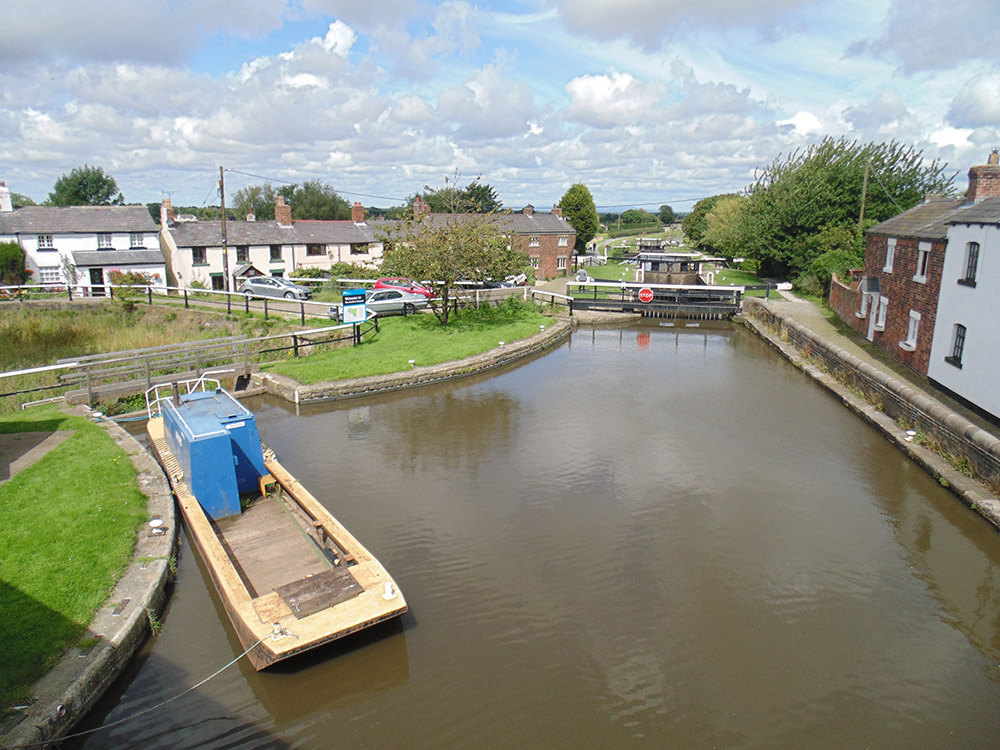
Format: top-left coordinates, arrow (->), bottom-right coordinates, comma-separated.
620,208 -> 657,225
233,183 -> 279,221
701,196 -> 748,257
280,180 -> 350,220
0,241 -> 32,285
378,212 -> 527,326
558,183 -> 599,253
11,192 -> 35,207
739,137 -> 955,277
413,176 -> 503,214
682,194 -> 738,246
659,205 -> 675,225
47,165 -> 124,206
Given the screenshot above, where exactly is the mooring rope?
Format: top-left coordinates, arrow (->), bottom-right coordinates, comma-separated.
7,635 -> 268,748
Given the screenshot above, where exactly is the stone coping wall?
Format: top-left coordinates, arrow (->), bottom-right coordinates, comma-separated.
2,409 -> 176,748
252,319 -> 573,405
742,298 -> 1000,527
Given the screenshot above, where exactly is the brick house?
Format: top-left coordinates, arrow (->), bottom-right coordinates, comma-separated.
410,199 -> 576,281
829,151 -> 1000,416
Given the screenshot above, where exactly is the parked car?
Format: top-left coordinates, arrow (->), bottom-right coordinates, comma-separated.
365,289 -> 429,315
373,277 -> 434,298
237,276 -> 312,300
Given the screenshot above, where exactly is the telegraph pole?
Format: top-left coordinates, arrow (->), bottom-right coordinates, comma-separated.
858,160 -> 870,233
219,166 -> 230,292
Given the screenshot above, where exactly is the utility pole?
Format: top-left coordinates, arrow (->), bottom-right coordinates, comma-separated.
858,160 -> 870,234
219,166 -> 230,292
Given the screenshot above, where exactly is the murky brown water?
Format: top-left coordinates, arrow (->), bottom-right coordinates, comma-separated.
76,322 -> 1000,748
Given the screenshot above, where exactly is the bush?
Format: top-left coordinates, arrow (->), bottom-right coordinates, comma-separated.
0,241 -> 31,285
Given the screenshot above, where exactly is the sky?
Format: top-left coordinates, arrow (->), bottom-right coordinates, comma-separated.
1,0 -> 998,213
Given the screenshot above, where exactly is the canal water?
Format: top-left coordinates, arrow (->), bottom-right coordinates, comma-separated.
76,322 -> 1000,748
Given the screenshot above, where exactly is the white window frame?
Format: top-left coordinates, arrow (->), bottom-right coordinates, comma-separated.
37,234 -> 54,250
529,236 -> 540,247
97,233 -> 113,249
529,257 -> 539,269
899,310 -> 919,351
37,266 -> 61,284
961,242 -> 979,286
130,232 -> 144,248
875,296 -> 888,331
557,256 -> 568,270
883,237 -> 896,272
913,242 -> 931,283
857,290 -> 869,318
558,236 -> 568,247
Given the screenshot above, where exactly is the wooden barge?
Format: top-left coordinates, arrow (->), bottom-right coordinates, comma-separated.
145,378 -> 406,670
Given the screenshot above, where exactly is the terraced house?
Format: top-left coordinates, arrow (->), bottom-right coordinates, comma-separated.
159,197 -> 382,291
0,183 -> 163,295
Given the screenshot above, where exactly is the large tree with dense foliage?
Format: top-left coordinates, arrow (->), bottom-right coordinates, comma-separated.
278,180 -> 351,220
659,205 -> 675,225
413,177 -> 503,214
558,183 -> 599,253
378,213 -> 527,326
701,196 -> 748,258
233,183 -> 279,221
47,165 -> 124,206
738,137 -> 954,278
682,194 -> 738,246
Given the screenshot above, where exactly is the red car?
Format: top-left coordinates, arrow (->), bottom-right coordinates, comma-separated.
373,277 -> 435,298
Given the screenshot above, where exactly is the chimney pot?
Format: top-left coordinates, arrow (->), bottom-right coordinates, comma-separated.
966,150 -> 1000,203
352,201 -> 365,223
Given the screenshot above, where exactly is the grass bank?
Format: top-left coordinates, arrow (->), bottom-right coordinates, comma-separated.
263,298 -> 553,384
0,406 -> 148,709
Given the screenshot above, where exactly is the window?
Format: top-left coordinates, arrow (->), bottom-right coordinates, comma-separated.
350,244 -> 368,256
914,242 -> 931,283
529,236 -> 539,247
98,233 -> 113,249
37,234 -> 54,250
130,232 -> 144,248
529,257 -> 540,269
558,236 -> 568,247
306,244 -> 324,256
191,246 -> 207,264
883,238 -> 896,272
900,310 -> 920,351
236,245 -> 248,262
945,324 -> 966,368
875,296 -> 888,331
960,242 -> 979,287
557,256 -> 568,270
38,266 -> 61,284
269,244 -> 282,261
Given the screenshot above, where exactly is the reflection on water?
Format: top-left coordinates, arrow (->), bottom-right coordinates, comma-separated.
78,322 -> 1000,748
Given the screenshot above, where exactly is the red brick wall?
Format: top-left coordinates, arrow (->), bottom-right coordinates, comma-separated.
861,234 -> 945,374
515,235 -> 570,280
828,277 -> 867,337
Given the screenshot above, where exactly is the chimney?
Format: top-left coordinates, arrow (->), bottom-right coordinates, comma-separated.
413,196 -> 430,220
523,204 -> 534,216
552,204 -> 562,218
247,211 -> 256,222
159,197 -> 174,225
275,195 -> 292,226
0,181 -> 13,213
966,149 -> 1000,203
352,201 -> 365,223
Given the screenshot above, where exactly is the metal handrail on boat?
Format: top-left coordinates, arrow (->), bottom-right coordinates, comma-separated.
144,372 -> 231,419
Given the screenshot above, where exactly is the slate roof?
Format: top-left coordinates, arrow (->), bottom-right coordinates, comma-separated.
416,212 -> 575,236
0,205 -> 157,234
866,198 -> 966,241
168,220 -> 377,246
71,250 -> 165,267
947,195 -> 1000,227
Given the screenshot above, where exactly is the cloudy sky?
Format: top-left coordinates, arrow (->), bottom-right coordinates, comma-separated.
1,0 -> 997,213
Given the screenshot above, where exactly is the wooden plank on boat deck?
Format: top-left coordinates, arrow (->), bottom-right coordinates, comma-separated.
275,567 -> 363,619
215,496 -> 329,594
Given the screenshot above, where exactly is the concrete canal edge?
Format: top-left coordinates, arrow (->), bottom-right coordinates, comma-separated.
1,408 -> 176,750
738,303 -> 1000,531
251,317 -> 575,404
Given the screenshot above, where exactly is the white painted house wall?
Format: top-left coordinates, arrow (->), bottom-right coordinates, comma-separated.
927,221 -> 1000,418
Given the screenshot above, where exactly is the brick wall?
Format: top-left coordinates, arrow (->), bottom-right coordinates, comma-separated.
860,234 -> 945,375
828,276 -> 866,337
517,235 -> 569,280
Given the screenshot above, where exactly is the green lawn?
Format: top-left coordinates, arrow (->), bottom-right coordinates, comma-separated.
0,407 -> 148,708
263,298 -> 553,384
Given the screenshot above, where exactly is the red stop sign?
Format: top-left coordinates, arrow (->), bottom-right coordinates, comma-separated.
638,287 -> 654,303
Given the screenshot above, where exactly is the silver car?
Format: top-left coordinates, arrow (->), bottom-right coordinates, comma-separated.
237,276 -> 312,300
365,289 -> 429,315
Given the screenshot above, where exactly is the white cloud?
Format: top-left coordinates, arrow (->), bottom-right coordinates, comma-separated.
565,71 -> 660,128
315,20 -> 357,56
947,73 -> 1000,129
779,111 -> 822,136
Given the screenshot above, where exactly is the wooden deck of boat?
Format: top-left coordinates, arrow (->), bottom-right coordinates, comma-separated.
214,497 -> 330,598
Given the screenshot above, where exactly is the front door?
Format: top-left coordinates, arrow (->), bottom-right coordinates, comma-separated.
89,268 -> 105,297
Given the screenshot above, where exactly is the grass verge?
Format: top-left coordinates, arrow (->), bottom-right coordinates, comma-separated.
262,298 -> 554,384
0,406 -> 148,709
